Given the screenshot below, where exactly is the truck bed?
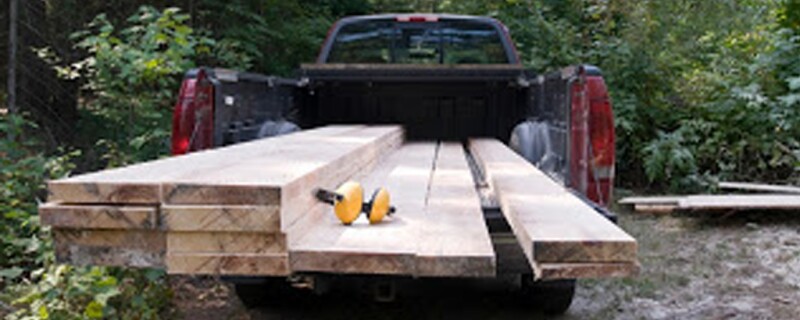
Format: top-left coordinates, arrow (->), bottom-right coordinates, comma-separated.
42,126 -> 637,279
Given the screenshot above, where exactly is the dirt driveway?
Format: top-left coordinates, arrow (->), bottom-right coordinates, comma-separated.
169,204 -> 800,319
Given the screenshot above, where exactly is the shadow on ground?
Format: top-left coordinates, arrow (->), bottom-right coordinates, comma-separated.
169,205 -> 800,319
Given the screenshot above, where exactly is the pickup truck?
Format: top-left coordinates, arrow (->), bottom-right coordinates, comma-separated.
170,13 -> 617,313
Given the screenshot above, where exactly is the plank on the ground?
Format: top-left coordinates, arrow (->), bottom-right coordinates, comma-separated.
469,138 -> 637,265
679,194 -> 800,210
618,196 -> 683,205
166,253 -> 289,275
161,205 -> 280,232
53,229 -> 165,268
40,203 -> 156,229
167,232 -> 286,254
289,143 -> 436,275
718,182 -> 800,194
47,125 -> 365,204
416,143 -> 495,277
535,262 -> 640,280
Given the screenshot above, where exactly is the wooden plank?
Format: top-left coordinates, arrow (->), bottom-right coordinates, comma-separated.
161,126 -> 403,231
275,126 -> 404,230
39,203 -> 156,229
618,196 -> 683,205
52,229 -> 165,268
47,183 -> 160,205
161,205 -> 280,232
416,143 -> 495,277
535,262 -> 640,280
167,232 -> 286,254
289,143 -> 436,275
718,181 -> 800,194
469,138 -> 637,264
679,194 -> 800,210
166,253 -> 289,275
47,125 -> 365,204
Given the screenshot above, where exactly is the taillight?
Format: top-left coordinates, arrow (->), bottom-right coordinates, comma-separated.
171,69 -> 214,155
568,67 -> 615,207
396,15 -> 438,22
586,76 -> 615,206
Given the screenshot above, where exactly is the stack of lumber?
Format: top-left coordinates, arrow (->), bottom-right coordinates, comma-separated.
42,126 -> 638,280
620,181 -> 800,213
43,125 -> 402,275
468,139 -> 639,279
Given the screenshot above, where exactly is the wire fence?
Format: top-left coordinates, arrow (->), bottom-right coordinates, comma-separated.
2,0 -> 196,147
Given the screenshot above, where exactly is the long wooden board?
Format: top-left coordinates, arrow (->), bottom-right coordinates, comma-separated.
53,229 -> 165,268
289,143 -> 435,275
536,262 -> 640,280
40,203 -> 157,229
679,194 -> 800,210
48,126 -> 363,204
416,143 -> 495,277
159,126 -> 403,232
166,253 -> 289,275
618,196 -> 682,205
718,181 -> 800,194
469,138 -> 637,265
160,205 -> 280,232
166,232 -> 286,254
47,125 -> 375,204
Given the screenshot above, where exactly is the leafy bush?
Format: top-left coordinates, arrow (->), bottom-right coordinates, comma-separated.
4,266 -> 170,320
1,114 -> 75,275
58,5 -> 240,166
462,0 -> 800,192
0,114 -> 171,319
0,6 -> 233,318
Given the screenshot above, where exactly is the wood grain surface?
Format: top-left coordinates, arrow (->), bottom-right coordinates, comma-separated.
469,138 -> 637,264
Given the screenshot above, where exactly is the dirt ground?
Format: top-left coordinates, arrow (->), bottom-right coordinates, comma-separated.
169,203 -> 800,319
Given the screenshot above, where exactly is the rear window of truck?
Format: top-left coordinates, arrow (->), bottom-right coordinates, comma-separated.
326,19 -> 509,64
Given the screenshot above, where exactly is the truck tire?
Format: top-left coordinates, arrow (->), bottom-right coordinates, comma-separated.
233,278 -> 302,308
509,121 -> 557,173
519,276 -> 576,315
256,120 -> 300,139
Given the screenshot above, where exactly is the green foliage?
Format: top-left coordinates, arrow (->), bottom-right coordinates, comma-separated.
62,5 -> 235,166
0,114 -> 172,319
1,114 -> 76,274
4,266 -> 170,320
195,0 -> 367,76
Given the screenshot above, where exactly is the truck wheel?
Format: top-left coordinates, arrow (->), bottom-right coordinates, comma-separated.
233,278 -> 300,308
257,120 -> 299,139
509,121 -> 557,173
519,275 -> 576,315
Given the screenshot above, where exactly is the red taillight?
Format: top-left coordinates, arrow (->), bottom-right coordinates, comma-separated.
569,69 -> 615,207
586,76 -> 615,206
171,69 -> 214,155
397,15 -> 438,22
